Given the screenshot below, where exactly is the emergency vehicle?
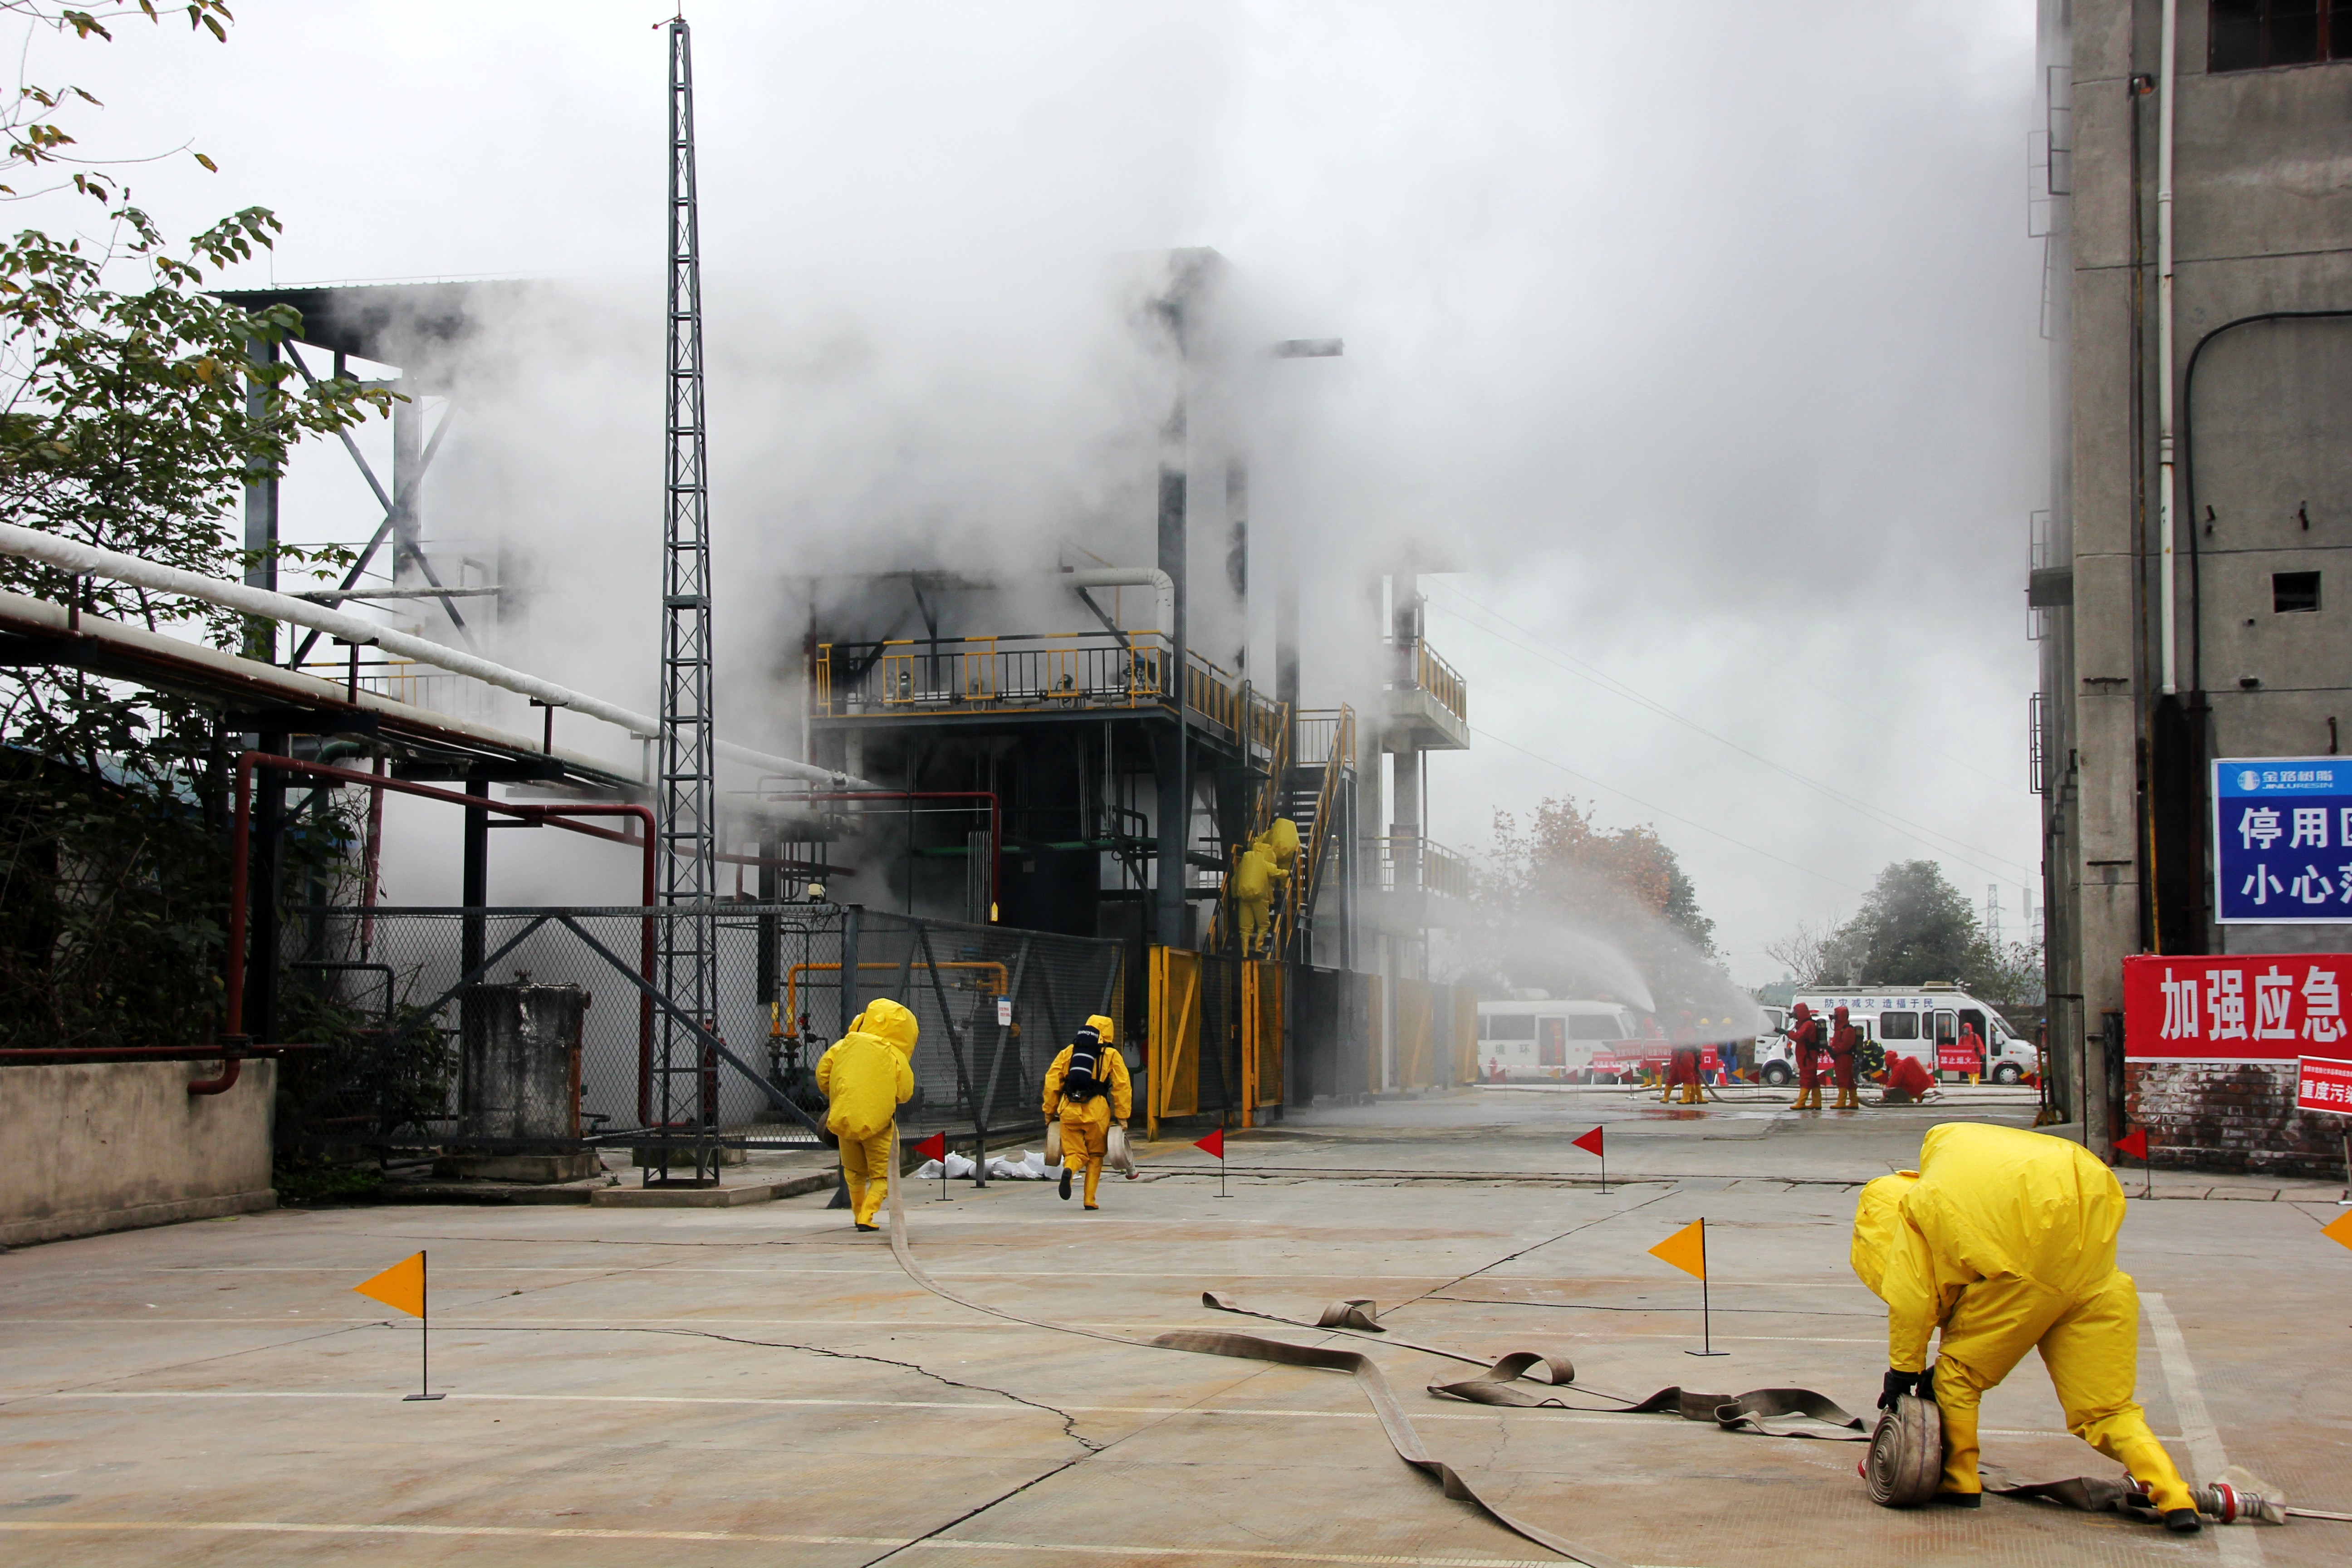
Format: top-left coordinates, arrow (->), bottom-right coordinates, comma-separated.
1475,999 -> 1640,1082
1756,983 -> 2034,1084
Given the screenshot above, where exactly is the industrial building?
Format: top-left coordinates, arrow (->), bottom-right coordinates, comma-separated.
0,240 -> 1481,1234
2035,0 -> 2352,1171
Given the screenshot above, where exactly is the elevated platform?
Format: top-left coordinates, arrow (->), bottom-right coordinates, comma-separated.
813,628 -> 1280,761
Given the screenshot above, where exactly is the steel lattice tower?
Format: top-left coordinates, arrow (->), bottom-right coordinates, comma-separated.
656,15 -> 715,1142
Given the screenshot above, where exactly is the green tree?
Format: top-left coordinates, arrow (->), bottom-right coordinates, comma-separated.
1817,860 -> 1997,989
0,3 -> 390,1047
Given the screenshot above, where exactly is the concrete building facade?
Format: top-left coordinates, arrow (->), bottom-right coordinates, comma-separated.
2042,0 -> 2352,1168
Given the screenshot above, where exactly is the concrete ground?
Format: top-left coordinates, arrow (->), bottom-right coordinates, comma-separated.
3,1086 -> 2347,1567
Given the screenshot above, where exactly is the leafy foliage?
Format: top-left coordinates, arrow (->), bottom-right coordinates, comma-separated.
1766,860 -> 2045,1005
0,5 -> 392,1048
0,4 -> 236,206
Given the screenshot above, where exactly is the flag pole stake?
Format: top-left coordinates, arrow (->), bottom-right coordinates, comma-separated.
403,1250 -> 444,1400
1686,1219 -> 1728,1357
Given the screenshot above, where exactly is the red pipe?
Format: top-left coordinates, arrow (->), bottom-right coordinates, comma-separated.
187,1056 -> 242,1096
361,755 -> 386,958
2,1045 -> 316,1062
225,752 -> 658,1104
773,791 -> 1000,920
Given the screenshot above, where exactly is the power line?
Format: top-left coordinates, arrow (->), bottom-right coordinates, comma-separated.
1424,581 -> 2036,885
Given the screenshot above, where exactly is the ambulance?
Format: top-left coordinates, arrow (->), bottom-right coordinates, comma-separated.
1757,982 -> 2035,1085
1475,999 -> 1641,1082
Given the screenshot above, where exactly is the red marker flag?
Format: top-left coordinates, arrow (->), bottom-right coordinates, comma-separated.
1572,1126 -> 1604,1157
2113,1128 -> 2148,1161
1194,1128 -> 1225,1160
912,1131 -> 948,1162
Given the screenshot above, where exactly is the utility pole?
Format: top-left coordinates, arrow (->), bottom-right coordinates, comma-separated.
653,15 -> 716,1178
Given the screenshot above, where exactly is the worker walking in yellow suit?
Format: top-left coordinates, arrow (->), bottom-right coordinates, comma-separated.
1850,1122 -> 2200,1531
1042,1014 -> 1132,1210
815,999 -> 917,1232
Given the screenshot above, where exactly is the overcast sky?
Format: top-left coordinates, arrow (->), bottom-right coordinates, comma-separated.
25,2 -> 2048,982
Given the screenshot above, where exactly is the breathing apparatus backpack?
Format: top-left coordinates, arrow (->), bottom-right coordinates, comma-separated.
1061,1029 -> 1109,1103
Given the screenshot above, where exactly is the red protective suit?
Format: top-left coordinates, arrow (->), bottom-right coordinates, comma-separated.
1881,1054 -> 1934,1102
1829,1006 -> 1858,1090
1791,1011 -> 1824,1087
1787,1002 -> 1826,1109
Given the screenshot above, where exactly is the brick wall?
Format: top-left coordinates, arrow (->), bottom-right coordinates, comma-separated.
2126,1061 -> 2351,1178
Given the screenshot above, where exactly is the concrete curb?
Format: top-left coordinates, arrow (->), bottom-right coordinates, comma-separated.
589,1171 -> 838,1209
0,1187 -> 276,1248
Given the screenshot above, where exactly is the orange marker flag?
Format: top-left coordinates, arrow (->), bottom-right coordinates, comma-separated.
353,1252 -> 426,1318
1648,1218 -> 1707,1280
353,1250 -> 442,1400
2324,1210 -> 2352,1252
1649,1218 -> 1725,1358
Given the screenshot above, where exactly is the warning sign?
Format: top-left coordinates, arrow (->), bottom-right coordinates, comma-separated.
2293,1054 -> 2352,1115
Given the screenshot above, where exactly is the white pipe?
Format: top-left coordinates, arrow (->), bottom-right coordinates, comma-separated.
1060,567 -> 1175,635
2157,0 -> 2179,695
0,522 -> 870,789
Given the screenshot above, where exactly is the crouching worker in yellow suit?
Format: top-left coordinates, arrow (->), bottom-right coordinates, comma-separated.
1851,1122 -> 2199,1531
1042,1014 -> 1132,1210
815,999 -> 917,1233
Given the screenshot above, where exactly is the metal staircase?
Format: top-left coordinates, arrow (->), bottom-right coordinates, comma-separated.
1206,703 -> 1353,960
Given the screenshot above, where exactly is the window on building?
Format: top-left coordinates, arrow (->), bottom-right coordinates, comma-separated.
2275,570 -> 2323,612
2211,0 -> 2352,71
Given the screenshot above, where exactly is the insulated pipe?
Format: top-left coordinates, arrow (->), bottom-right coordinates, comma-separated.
1059,567 -> 1176,635
2156,0 -> 2179,694
0,522 -> 872,789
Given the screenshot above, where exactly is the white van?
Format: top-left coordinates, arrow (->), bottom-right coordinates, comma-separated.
1757,984 -> 2035,1085
1475,999 -> 1638,1083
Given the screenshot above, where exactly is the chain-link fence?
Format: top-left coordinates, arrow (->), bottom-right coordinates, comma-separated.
271,903 -> 1124,1161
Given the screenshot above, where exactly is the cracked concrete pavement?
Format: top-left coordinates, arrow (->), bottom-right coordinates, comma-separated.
2,1086 -> 2347,1566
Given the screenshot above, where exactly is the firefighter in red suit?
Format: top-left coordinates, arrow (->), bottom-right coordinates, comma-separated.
1788,1001 -> 1826,1110
1664,1039 -> 1703,1104
1829,1004 -> 1861,1110
1874,1052 -> 1936,1105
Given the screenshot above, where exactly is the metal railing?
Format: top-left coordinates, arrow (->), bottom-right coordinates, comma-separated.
1376,835 -> 1473,902
293,657 -> 506,722
1295,707 -> 1358,771
1406,639 -> 1468,723
1285,705 -> 1355,949
814,628 -> 1279,747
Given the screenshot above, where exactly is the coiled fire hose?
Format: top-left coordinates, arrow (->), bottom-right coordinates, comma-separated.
877,1131 -> 2343,1552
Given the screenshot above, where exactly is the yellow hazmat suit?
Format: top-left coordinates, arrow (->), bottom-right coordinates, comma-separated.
1261,818 -> 1300,877
1042,1013 -> 1133,1210
1231,844 -> 1277,957
1851,1123 -> 2192,1513
815,999 -> 917,1229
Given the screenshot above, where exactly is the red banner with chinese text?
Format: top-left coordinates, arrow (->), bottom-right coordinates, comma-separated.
2122,953 -> 2352,1061
2295,1055 -> 2352,1114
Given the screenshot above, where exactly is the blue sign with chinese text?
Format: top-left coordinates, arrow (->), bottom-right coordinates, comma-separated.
2214,758 -> 2352,923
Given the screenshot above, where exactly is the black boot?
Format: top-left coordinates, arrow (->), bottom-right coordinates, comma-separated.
1058,1165 -> 1073,1200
